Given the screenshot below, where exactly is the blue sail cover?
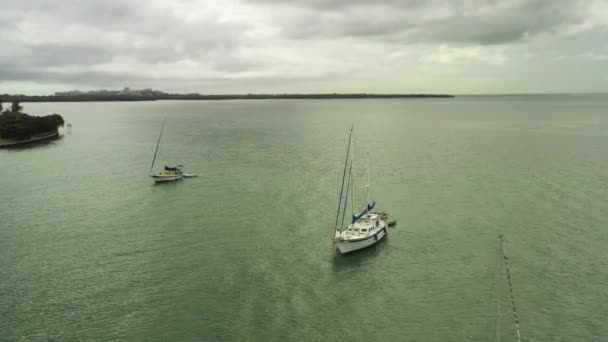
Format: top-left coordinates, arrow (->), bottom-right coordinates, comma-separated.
352,202 -> 376,223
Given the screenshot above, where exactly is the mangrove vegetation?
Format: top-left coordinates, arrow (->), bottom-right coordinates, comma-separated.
0,100 -> 65,141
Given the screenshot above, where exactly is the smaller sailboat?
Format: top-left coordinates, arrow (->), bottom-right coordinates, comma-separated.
149,121 -> 183,183
333,127 -> 388,254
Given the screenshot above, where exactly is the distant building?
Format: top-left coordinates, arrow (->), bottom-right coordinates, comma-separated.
53,88 -> 166,97
55,90 -> 84,96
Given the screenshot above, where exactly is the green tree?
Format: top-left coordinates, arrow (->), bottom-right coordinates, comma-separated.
11,101 -> 23,113
50,114 -> 65,127
0,111 -> 65,140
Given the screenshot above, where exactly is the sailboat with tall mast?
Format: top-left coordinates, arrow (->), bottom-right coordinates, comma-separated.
149,120 -> 183,183
333,126 -> 388,254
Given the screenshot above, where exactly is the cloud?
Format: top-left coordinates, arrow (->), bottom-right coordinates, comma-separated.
0,67 -> 145,86
0,0 -> 606,94
247,0 -> 429,11
421,45 -> 508,65
255,0 -> 592,44
9,44 -> 114,68
0,0 -> 251,67
555,52 -> 608,62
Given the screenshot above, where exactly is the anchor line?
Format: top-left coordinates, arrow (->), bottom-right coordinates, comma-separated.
503,254 -> 523,342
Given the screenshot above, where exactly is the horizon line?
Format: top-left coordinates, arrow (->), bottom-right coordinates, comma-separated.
2,91 -> 608,97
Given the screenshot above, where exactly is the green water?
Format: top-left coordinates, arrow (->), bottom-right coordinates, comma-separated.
1,96 -> 607,341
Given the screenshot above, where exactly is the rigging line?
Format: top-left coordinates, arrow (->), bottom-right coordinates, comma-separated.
149,118 -> 166,175
340,162 -> 353,231
366,152 -> 370,205
334,126 -> 353,231
350,128 -> 356,218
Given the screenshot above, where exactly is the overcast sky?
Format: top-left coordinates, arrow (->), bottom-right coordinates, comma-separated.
1,0 -> 607,95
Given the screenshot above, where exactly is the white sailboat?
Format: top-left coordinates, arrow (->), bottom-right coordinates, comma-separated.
149,121 -> 183,183
333,127 -> 388,254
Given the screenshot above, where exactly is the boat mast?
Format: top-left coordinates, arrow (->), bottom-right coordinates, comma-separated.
366,153 -> 370,205
351,129 -> 356,218
340,162 -> 353,231
149,119 -> 166,176
351,163 -> 355,218
334,126 -> 353,232
496,234 -> 504,342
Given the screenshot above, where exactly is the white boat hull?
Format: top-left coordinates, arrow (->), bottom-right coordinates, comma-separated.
152,174 -> 183,183
335,227 -> 387,254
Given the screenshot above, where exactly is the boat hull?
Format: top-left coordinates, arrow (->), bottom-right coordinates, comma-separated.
152,174 -> 183,183
336,227 -> 387,254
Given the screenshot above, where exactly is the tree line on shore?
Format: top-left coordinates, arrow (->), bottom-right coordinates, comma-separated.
0,100 -> 65,141
1,93 -> 454,102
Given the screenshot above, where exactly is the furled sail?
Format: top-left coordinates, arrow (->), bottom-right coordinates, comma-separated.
352,202 -> 376,223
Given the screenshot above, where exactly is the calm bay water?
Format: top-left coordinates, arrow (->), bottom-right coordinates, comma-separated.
1,95 -> 607,341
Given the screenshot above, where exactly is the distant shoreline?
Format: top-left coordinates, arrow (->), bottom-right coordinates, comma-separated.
2,93 -> 454,103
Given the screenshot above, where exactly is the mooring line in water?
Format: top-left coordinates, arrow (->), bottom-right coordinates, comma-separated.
496,234 -> 504,342
503,253 -> 522,342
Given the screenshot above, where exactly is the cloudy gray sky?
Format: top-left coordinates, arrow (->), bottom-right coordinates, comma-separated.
1,0 -> 607,94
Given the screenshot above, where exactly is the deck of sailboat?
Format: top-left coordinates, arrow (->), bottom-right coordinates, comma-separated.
338,214 -> 386,241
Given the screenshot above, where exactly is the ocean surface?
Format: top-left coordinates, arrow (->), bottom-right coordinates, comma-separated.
1,95 -> 607,341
